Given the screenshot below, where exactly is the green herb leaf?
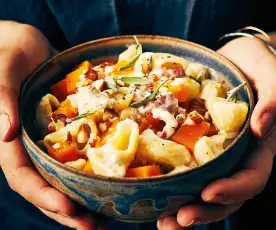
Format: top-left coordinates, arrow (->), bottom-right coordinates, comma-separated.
226,82 -> 247,103
119,76 -> 151,85
118,36 -> 142,71
130,76 -> 173,108
189,74 -> 202,84
67,109 -> 102,122
105,76 -> 117,90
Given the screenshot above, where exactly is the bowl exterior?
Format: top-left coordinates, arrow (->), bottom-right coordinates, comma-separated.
20,36 -> 254,223
22,130 -> 250,223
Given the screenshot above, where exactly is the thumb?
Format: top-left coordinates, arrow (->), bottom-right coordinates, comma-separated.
0,48 -> 28,142
0,86 -> 19,141
251,89 -> 276,138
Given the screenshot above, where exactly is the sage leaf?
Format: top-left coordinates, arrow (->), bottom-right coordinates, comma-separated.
119,76 -> 151,85
118,36 -> 142,71
189,74 -> 202,84
130,76 -> 173,108
226,82 -> 247,103
67,109 -> 102,123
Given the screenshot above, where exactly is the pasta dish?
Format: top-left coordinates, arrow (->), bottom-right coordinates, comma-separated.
35,37 -> 248,178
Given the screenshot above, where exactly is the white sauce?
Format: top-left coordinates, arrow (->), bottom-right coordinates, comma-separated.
152,108 -> 178,138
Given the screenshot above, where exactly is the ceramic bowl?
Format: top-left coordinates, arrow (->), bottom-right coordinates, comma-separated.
19,35 -> 254,223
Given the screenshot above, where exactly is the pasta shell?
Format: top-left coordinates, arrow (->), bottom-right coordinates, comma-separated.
137,129 -> 192,168
44,118 -> 98,156
206,97 -> 248,137
36,94 -> 60,137
87,119 -> 139,177
194,133 -> 226,165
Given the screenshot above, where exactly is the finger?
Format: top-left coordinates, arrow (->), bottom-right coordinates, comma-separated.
0,47 -> 29,141
0,138 -> 77,217
176,203 -> 243,227
0,86 -> 19,141
251,90 -> 276,137
201,145 -> 274,204
38,208 -> 97,230
157,216 -> 183,230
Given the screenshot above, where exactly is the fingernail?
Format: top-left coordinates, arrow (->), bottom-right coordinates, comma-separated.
184,218 -> 202,227
205,193 -> 229,203
0,114 -> 11,140
258,112 -> 274,137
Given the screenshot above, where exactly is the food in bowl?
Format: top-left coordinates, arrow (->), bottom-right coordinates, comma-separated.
35,37 -> 248,178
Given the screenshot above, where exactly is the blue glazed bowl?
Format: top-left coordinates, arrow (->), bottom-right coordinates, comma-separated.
19,35 -> 254,223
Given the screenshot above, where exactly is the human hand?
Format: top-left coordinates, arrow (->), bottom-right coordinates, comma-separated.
158,37 -> 276,229
0,21 -> 100,230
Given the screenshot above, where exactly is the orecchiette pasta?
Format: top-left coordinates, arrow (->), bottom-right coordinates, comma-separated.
44,118 -> 98,156
194,133 -> 226,165
206,97 -> 248,138
36,94 -> 60,137
113,87 -> 134,111
87,119 -> 139,177
65,159 -> 87,170
185,62 -> 209,80
200,80 -> 226,100
137,129 -> 193,168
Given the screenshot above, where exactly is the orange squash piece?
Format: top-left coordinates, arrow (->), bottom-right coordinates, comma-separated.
139,114 -> 165,133
48,141 -> 78,163
53,99 -> 78,118
66,61 -> 93,95
50,79 -> 68,101
83,160 -> 94,174
168,84 -> 190,102
125,165 -> 161,178
171,121 -> 210,152
76,60 -> 93,70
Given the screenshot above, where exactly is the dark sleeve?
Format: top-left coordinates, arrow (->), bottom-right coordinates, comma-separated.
0,0 -> 69,50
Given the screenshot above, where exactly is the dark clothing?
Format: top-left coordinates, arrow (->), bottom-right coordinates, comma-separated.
0,0 -> 275,229
1,0 -> 276,50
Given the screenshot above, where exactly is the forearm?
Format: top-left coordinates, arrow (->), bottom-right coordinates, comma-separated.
0,21 -> 54,78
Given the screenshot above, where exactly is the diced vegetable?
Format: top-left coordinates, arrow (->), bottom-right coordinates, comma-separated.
139,113 -> 164,133
50,79 -> 68,101
83,160 -> 94,174
53,99 -> 78,118
125,165 -> 161,178
66,61 -> 93,94
187,98 -> 207,115
206,123 -> 219,136
171,121 -> 210,152
168,84 -> 190,102
48,141 -> 78,163
167,78 -> 200,103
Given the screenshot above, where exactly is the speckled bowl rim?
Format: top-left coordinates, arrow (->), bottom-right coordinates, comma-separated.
21,35 -> 254,184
